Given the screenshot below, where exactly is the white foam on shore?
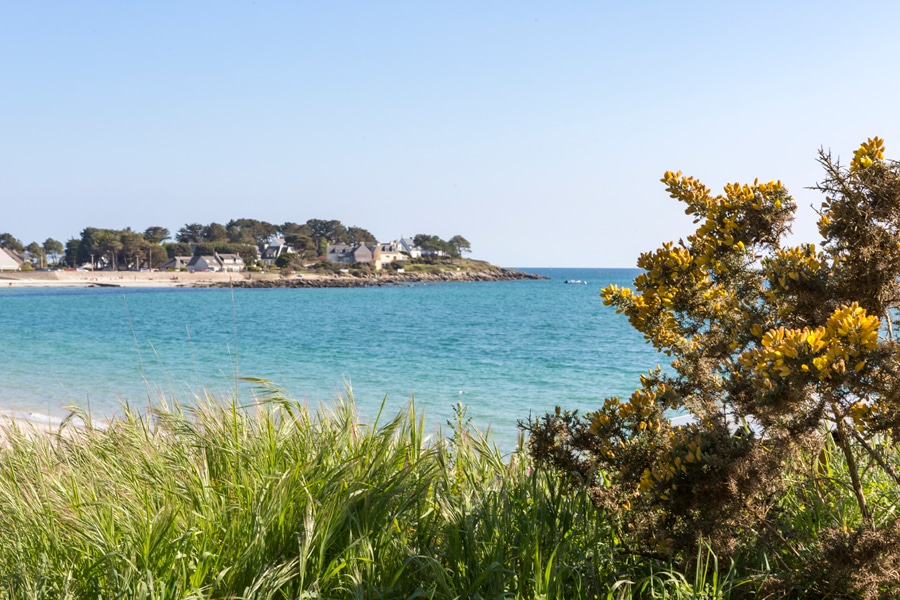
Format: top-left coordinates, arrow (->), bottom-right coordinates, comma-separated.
0,409 -> 108,432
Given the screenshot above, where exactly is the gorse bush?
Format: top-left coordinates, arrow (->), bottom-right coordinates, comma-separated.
527,138 -> 900,597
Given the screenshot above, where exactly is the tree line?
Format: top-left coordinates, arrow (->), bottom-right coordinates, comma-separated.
0,218 -> 470,270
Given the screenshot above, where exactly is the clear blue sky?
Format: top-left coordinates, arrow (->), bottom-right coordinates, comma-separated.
2,1 -> 899,267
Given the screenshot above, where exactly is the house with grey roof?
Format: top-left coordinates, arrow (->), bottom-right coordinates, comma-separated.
399,237 -> 422,259
0,247 -> 24,272
326,240 -> 411,270
217,253 -> 244,272
326,243 -> 376,264
159,256 -> 192,271
349,244 -> 374,264
325,243 -> 354,264
186,253 -> 245,273
259,238 -> 294,266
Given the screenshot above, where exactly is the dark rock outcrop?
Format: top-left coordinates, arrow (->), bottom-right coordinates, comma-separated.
209,269 -> 546,289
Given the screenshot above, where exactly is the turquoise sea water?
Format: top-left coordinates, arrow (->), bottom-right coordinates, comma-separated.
0,268 -> 662,447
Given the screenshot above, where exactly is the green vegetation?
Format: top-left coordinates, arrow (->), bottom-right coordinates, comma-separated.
398,258 -> 501,275
7,390 -> 900,597
0,235 -> 62,269
528,137 -> 900,597
0,391 -> 620,599
411,234 -> 465,260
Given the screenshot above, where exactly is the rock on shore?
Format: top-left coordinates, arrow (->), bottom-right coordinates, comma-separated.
215,269 -> 546,289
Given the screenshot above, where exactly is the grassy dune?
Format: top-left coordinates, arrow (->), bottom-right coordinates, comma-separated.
9,383 -> 847,598
0,386 -> 630,599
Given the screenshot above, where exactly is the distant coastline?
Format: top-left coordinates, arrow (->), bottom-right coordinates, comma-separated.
0,268 -> 546,289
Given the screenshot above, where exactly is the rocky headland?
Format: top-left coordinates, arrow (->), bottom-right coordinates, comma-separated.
214,269 -> 547,289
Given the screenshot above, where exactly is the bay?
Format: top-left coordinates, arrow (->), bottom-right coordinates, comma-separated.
0,268 -> 663,448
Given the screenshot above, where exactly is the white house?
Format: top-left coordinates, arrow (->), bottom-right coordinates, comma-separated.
259,238 -> 294,266
186,253 -> 245,273
0,248 -> 24,272
217,253 -> 244,272
399,237 -> 422,259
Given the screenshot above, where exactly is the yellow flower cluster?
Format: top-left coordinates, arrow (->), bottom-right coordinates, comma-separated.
762,245 -> 826,309
603,172 -> 795,358
605,241 -> 723,350
588,398 -> 624,459
739,302 -> 880,383
637,427 -> 704,502
602,247 -> 737,354
661,170 -> 712,211
634,242 -> 707,304
619,387 -> 667,432
850,136 -> 885,172
849,400 -> 889,433
589,397 -> 619,431
586,382 -> 676,471
662,171 -> 787,265
589,386 -> 669,436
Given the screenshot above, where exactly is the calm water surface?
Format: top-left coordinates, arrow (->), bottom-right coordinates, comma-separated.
0,268 -> 662,447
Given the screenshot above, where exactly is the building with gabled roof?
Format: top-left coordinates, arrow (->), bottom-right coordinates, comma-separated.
259,238 -> 294,266
159,256 -> 192,271
326,241 -> 410,270
186,253 -> 245,273
0,247 -> 24,272
399,237 -> 421,258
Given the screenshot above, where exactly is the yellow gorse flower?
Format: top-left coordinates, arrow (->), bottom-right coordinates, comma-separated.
739,302 -> 880,383
850,136 -> 885,172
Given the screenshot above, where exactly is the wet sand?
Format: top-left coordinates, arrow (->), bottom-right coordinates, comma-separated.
0,271 -> 332,288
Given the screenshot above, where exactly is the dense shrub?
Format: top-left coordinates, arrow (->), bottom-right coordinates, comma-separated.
527,138 -> 900,597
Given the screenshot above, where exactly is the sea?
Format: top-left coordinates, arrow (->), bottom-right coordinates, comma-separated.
0,268 -> 664,449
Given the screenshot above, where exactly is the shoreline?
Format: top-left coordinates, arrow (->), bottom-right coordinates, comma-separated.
0,268 -> 546,289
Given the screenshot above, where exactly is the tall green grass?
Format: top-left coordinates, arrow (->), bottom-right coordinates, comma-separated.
0,387 -> 628,599
14,385 -> 874,598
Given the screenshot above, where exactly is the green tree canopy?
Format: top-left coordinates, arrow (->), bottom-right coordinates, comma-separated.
92,229 -> 123,270
448,235 -> 471,256
0,233 -> 24,253
278,222 -> 312,238
347,226 -> 376,245
25,241 -> 43,267
176,223 -> 205,243
43,238 -> 64,264
143,226 -> 170,245
226,219 -> 276,246
119,229 -> 147,269
413,234 -> 458,260
64,238 -> 80,267
306,219 -> 348,255
283,234 -> 318,262
163,242 -> 193,259
204,222 -> 229,242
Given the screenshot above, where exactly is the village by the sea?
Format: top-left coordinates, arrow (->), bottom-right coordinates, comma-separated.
0,268 -> 661,449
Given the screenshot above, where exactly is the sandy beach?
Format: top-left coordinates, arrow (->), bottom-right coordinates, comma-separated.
0,270 -> 329,288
